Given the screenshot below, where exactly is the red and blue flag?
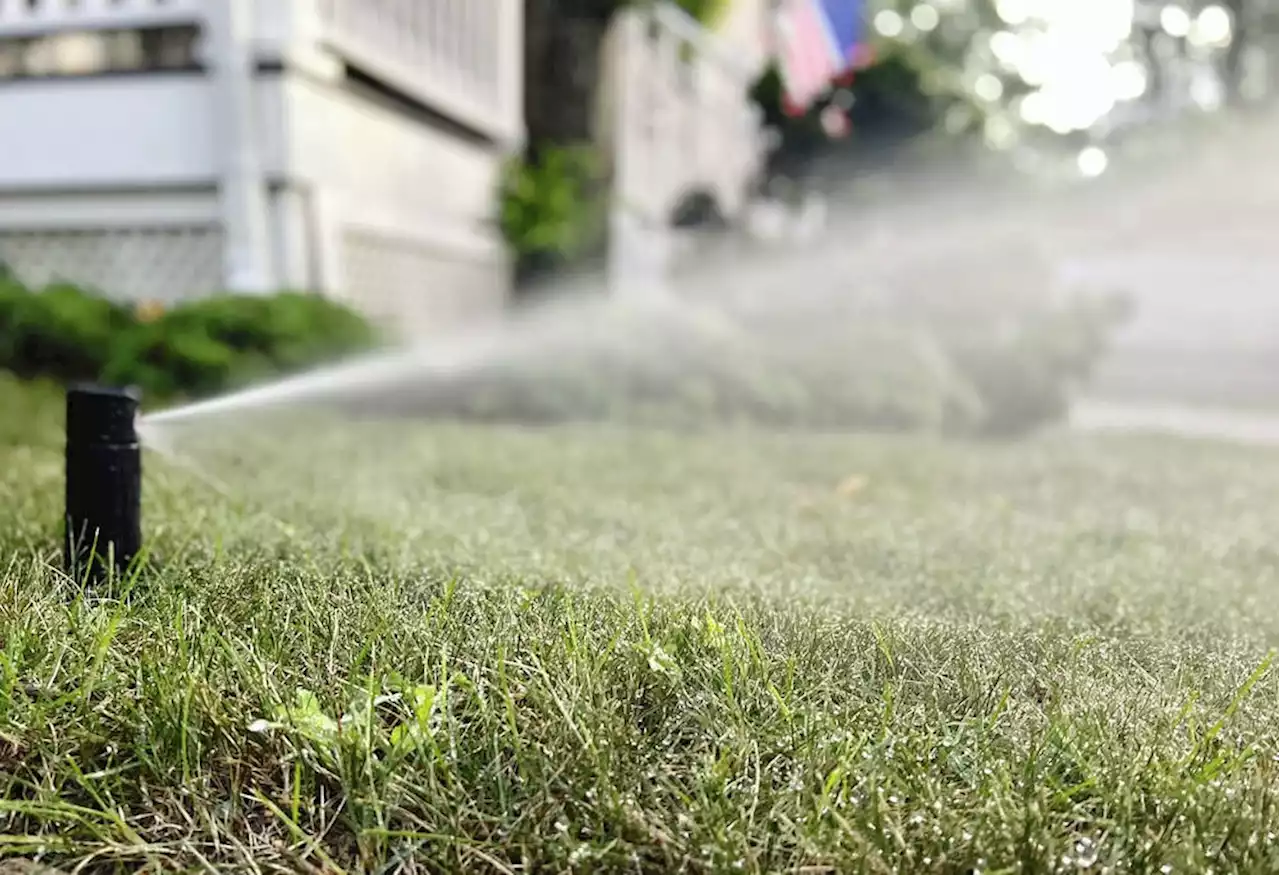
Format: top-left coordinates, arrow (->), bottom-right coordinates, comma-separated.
775,0 -> 867,115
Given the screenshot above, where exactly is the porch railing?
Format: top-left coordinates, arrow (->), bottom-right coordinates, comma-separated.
314,0 -> 522,145
608,1 -> 768,290
0,0 -> 522,146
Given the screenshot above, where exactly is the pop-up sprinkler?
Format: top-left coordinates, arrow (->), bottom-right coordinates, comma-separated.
64,384 -> 142,586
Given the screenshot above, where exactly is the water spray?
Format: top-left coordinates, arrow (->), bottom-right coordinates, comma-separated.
64,384 -> 142,586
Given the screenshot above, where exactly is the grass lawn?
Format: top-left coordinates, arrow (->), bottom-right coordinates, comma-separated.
0,377 -> 1276,873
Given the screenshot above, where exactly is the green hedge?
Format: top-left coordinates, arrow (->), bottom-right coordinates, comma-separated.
0,279 -> 378,402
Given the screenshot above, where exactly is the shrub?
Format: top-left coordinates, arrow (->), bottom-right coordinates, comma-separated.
499,144 -> 608,284
102,292 -> 378,397
100,319 -> 243,400
157,292 -> 377,369
0,280 -> 134,384
0,280 -> 379,401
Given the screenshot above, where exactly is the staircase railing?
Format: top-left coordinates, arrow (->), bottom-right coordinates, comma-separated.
606,1 -> 768,291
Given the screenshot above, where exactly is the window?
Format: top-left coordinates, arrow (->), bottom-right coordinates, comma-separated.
0,25 -> 200,80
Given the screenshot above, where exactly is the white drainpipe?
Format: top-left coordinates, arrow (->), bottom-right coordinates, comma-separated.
207,0 -> 274,293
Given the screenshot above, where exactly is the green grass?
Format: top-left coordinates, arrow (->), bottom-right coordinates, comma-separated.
0,376 -> 1276,873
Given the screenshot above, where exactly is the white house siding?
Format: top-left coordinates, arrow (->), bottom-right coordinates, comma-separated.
0,0 -> 522,339
275,69 -> 510,337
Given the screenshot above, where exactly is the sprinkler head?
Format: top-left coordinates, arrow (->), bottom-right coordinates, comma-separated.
64,384 -> 142,588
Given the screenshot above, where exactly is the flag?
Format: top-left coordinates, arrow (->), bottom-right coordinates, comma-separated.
775,0 -> 865,111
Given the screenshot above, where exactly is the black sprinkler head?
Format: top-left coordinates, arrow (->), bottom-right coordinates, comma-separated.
64,384 -> 142,587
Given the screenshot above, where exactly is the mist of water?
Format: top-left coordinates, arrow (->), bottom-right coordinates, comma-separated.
137,111 -> 1277,547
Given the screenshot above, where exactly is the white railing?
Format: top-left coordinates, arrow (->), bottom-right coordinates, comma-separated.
608,1 -> 768,290
0,0 -> 203,35
614,2 -> 764,220
0,0 -> 523,147
314,0 -> 522,145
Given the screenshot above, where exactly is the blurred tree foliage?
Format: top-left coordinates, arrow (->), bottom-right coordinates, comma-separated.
753,0 -> 1278,179
510,0 -> 1278,272
750,50 -> 938,183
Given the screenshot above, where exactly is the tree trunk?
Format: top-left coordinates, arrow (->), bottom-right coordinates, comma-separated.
522,0 -> 614,152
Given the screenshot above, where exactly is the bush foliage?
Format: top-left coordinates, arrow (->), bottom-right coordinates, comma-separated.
500,143 -> 609,286
0,279 -> 378,402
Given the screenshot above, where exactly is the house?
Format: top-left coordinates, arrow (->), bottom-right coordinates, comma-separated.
0,0 -> 523,337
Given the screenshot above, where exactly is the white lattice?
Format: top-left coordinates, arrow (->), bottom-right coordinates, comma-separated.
341,230 -> 506,338
0,226 -> 222,303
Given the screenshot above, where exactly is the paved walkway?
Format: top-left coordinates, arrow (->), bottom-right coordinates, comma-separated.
1070,400 -> 1278,446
